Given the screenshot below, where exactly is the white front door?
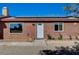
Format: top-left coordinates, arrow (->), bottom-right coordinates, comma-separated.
37,23 -> 44,39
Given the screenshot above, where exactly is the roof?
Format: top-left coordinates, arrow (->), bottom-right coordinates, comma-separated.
1,16 -> 79,22
0,16 -> 11,19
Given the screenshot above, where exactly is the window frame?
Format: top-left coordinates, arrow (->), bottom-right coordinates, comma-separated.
9,22 -> 23,34
54,23 -> 64,32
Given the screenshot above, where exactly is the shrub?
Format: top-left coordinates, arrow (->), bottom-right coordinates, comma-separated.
69,35 -> 72,40
47,34 -> 55,40
75,36 -> 79,40
40,42 -> 79,55
58,34 -> 63,40
52,37 -> 55,40
49,42 -> 79,55
47,34 -> 52,40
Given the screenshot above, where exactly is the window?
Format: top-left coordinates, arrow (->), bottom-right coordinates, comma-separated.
54,23 -> 64,32
10,23 -> 22,33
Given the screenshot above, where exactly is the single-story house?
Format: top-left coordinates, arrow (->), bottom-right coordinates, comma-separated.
0,7 -> 79,42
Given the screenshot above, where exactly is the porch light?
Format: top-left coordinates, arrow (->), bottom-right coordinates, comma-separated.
32,24 -> 35,26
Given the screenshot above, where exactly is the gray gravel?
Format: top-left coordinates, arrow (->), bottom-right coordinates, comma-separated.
0,46 -> 46,55
0,40 -> 78,55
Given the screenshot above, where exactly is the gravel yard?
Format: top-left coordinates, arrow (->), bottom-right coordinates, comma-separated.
0,40 -> 78,55
0,46 -> 46,55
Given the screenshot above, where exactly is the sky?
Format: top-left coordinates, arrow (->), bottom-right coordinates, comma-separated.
0,3 -> 69,17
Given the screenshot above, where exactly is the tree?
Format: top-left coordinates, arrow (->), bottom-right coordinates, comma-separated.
64,3 -> 79,17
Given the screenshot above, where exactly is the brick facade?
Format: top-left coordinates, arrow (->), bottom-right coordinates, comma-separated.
2,21 -> 79,42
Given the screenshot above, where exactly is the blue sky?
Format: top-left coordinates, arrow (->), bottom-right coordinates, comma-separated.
0,3 -> 69,17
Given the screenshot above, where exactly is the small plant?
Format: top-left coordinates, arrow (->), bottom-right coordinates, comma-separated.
47,34 -> 52,40
58,34 -> 63,40
33,37 -> 35,40
75,36 -> 79,40
69,35 -> 72,40
52,37 -> 55,40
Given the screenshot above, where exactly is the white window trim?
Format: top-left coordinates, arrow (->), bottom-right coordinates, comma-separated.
53,23 -> 64,32
9,22 -> 23,34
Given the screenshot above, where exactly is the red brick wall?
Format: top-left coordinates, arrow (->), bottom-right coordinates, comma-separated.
4,23 -> 36,42
44,22 -> 79,40
3,22 -> 79,41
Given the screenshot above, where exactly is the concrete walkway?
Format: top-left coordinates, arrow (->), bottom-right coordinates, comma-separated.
0,40 -> 47,46
0,40 -> 78,47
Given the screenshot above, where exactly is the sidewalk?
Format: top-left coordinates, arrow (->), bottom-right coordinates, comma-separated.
0,40 -> 47,46
0,40 -> 78,47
